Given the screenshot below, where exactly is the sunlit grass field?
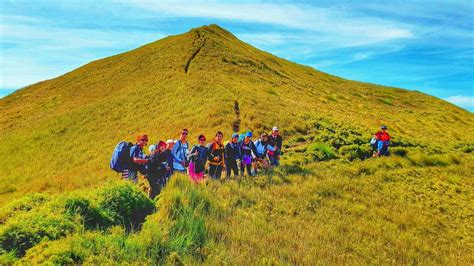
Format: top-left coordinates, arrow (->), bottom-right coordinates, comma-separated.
0,24 -> 473,264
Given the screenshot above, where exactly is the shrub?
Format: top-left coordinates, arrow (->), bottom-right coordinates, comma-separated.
0,193 -> 49,224
64,197 -> 113,230
339,144 -> 372,161
98,183 -> 155,231
306,143 -> 336,161
391,147 -> 408,157
0,211 -> 77,257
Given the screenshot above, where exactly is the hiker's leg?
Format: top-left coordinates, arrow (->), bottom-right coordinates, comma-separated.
146,175 -> 157,199
128,170 -> 138,184
209,165 -> 217,179
377,141 -> 384,156
240,161 -> 245,176
231,160 -> 239,176
246,164 -> 252,176
215,165 -> 222,179
225,160 -> 232,178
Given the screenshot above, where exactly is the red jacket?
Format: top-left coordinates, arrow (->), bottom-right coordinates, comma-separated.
375,131 -> 391,141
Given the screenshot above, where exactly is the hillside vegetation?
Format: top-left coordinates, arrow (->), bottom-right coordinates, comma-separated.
0,24 -> 473,264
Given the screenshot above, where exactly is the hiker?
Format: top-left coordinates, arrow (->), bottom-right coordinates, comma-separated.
240,131 -> 259,177
164,140 -> 175,183
225,133 -> 241,178
172,129 -> 190,173
268,126 -> 283,166
188,135 -> 209,183
127,134 -> 150,183
254,133 -> 270,174
146,141 -> 169,199
208,131 -> 226,179
374,125 -> 391,157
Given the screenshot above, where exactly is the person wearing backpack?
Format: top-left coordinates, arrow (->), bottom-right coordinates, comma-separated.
240,131 -> 259,177
225,133 -> 241,179
188,135 -> 209,183
254,133 -> 270,173
268,126 -> 283,167
208,131 -> 226,180
172,129 -> 190,173
374,125 -> 391,157
146,141 -> 169,199
127,134 -> 150,183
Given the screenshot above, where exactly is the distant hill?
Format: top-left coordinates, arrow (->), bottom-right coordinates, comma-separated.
0,24 -> 473,203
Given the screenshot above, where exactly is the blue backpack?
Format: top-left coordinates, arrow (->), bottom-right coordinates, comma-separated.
110,141 -> 134,172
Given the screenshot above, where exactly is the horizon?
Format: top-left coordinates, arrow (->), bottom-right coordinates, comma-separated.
1,1 -> 473,111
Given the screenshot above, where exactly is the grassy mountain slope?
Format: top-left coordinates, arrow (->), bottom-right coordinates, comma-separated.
0,24 -> 473,264
1,24 -> 472,202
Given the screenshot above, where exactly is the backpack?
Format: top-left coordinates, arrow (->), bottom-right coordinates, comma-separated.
110,141 -> 134,172
175,140 -> 190,167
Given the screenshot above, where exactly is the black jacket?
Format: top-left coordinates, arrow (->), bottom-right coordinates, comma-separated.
146,151 -> 168,177
225,142 -> 241,161
268,135 -> 283,150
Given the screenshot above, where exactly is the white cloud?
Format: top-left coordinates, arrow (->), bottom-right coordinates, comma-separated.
445,95 -> 474,110
126,0 -> 414,46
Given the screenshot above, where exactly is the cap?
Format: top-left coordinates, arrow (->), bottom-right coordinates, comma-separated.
381,125 -> 388,130
166,139 -> 174,144
158,141 -> 167,148
231,133 -> 239,138
246,131 -> 252,137
272,126 -> 279,131
148,144 -> 156,153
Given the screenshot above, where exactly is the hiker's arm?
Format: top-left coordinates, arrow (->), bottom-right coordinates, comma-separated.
133,157 -> 148,164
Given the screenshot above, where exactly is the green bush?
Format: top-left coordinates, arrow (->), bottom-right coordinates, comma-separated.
391,147 -> 408,157
98,183 -> 155,231
0,193 -> 49,223
64,197 -> 113,230
306,143 -> 336,161
339,144 -> 372,161
0,211 -> 77,257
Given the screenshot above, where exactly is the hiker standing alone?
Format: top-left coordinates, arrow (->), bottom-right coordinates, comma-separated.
208,131 -> 226,179
374,125 -> 391,157
127,134 -> 150,183
268,127 -> 283,167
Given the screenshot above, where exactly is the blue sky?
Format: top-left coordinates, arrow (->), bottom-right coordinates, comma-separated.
1,0 -> 473,111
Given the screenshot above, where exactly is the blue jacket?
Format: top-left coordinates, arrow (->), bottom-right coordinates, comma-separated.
171,140 -> 189,171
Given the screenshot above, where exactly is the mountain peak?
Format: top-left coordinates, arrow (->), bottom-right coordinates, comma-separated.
187,24 -> 238,41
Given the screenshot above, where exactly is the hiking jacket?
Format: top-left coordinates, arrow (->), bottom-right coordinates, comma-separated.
375,131 -> 391,142
240,140 -> 259,159
129,144 -> 146,172
165,149 -> 174,174
268,134 -> 282,150
207,142 -> 225,166
254,139 -> 269,157
172,140 -> 189,171
225,142 -> 241,161
146,151 -> 168,177
189,145 -> 209,166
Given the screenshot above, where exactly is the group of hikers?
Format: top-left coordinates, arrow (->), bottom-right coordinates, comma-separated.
111,125 -> 391,199
110,127 -> 283,199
